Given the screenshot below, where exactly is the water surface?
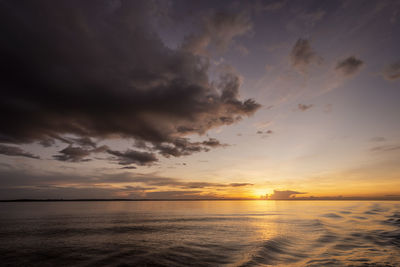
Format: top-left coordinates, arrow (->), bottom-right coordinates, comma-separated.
0,200 -> 399,266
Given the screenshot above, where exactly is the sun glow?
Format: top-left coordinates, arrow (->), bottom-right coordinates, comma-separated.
253,188 -> 272,199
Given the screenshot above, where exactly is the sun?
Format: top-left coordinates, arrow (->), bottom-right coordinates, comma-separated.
253,188 -> 273,199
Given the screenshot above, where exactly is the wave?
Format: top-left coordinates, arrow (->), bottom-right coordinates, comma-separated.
0,201 -> 399,266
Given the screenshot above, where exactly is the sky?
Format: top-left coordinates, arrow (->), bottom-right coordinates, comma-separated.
1,0 -> 400,200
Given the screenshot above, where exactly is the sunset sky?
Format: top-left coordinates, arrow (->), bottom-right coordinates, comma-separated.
1,0 -> 400,199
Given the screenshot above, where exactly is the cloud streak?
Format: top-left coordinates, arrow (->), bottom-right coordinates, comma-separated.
107,149 -> 158,166
268,190 -> 306,200
370,145 -> 400,152
53,145 -> 108,162
0,169 -> 254,199
0,144 -> 40,159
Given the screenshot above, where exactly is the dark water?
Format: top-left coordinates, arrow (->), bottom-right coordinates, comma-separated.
0,201 -> 399,266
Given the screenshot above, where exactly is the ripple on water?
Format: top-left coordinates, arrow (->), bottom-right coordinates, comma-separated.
1,201 -> 400,266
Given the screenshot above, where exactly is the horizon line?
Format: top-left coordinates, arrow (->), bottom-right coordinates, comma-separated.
1,197 -> 400,202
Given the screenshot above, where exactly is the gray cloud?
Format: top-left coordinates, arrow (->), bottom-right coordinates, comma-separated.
255,0 -> 286,12
370,136 -> 386,142
286,8 -> 326,33
370,145 -> 400,152
268,190 -> 306,200
107,149 -> 158,166
183,9 -> 252,55
39,139 -> 56,148
155,137 -> 227,158
0,186 -> 122,200
382,61 -> 400,80
0,168 -> 254,189
290,38 -> 322,71
0,1 -> 260,165
121,166 -> 137,170
143,190 -> 217,199
0,169 -> 254,199
256,130 -> 273,134
53,146 -> 92,162
0,144 -> 40,159
53,145 -> 108,162
298,104 -> 313,111
297,9 -> 325,26
202,138 -> 228,148
229,183 -> 253,187
335,56 -> 364,76
0,184 -> 156,200
101,174 -> 253,189
71,137 -> 97,148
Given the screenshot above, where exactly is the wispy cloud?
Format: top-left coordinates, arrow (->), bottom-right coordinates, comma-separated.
182,9 -> 252,55
0,145 -> 40,159
107,149 -> 158,166
290,38 -> 322,72
370,145 -> 400,152
53,145 -> 108,163
297,104 -> 313,111
268,190 -> 306,200
369,137 -> 386,142
335,56 -> 364,77
382,61 -> 400,81
0,169 -> 254,199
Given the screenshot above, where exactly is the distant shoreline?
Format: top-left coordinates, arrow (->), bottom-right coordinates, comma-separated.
1,198 -> 400,202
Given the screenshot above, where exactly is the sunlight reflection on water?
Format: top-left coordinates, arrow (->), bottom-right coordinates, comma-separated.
0,200 -> 399,266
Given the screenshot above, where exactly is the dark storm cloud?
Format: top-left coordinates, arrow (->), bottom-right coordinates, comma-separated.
268,190 -> 306,200
297,104 -> 313,111
382,61 -> 400,80
0,144 -> 40,159
335,56 -> 364,76
290,38 -> 322,71
0,1 -> 260,163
